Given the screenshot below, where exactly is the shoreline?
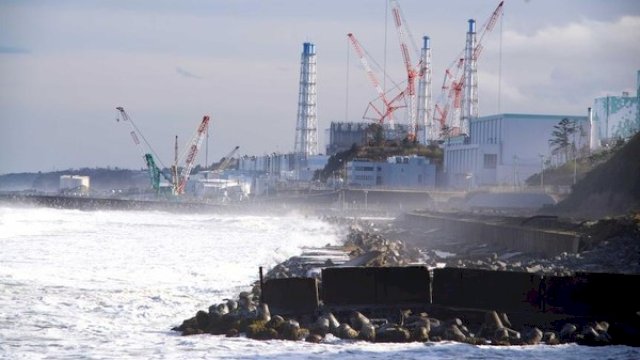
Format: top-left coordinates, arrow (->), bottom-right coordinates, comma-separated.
173,214 -> 640,347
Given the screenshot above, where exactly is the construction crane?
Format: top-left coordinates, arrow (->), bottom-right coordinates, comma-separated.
175,115 -> 210,194
213,145 -> 240,172
433,1 -> 504,138
433,58 -> 465,137
115,107 -> 173,192
347,33 -> 405,125
390,0 -> 421,141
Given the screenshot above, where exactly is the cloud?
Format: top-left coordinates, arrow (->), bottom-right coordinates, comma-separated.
176,66 -> 203,79
475,15 -> 640,114
0,45 -> 29,54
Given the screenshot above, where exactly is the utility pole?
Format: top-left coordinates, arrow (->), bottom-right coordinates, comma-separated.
539,154 -> 545,192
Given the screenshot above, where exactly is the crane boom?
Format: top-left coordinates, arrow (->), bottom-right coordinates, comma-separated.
347,33 -> 404,125
116,106 -> 171,192
474,1 -> 504,60
214,145 -> 240,172
432,1 -> 504,138
390,0 -> 419,140
176,115 -> 210,194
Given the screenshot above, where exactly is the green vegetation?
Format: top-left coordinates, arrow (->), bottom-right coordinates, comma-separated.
526,138 -> 627,187
551,133 -> 640,218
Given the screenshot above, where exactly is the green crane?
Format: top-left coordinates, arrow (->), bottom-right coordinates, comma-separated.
116,107 -> 172,193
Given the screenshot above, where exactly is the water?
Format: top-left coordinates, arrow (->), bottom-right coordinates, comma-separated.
1,205 -> 638,359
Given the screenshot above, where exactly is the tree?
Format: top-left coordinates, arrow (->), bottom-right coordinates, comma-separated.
549,118 -> 576,164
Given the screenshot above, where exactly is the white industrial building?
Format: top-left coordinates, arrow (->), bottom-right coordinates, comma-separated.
59,175 -> 90,194
346,155 -> 436,188
443,113 -> 589,189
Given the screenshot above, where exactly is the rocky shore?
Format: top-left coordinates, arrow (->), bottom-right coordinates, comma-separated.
172,213 -> 640,347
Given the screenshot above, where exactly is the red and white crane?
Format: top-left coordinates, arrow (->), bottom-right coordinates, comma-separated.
175,115 -> 210,194
433,1 -> 504,138
390,0 -> 420,141
432,57 -> 465,137
347,33 -> 405,125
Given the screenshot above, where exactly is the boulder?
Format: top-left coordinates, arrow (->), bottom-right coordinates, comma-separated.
523,327 -> 543,345
349,311 -> 371,331
311,316 -> 330,336
543,331 -> 559,345
337,323 -> 359,340
411,326 -> 430,342
358,322 -> 376,342
195,310 -> 209,330
560,323 -> 577,342
256,303 -> 271,322
306,333 -> 324,343
377,326 -> 411,343
225,328 -> 239,337
444,324 -> 467,343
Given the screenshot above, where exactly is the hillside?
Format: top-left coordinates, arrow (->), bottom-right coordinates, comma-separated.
549,132 -> 640,219
0,168 -> 150,194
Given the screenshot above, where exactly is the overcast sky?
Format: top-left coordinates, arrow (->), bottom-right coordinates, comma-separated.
1,0 -> 639,174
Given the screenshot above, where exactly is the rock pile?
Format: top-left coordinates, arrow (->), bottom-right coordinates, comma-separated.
342,226 -> 422,267
172,214 -> 640,347
173,294 -> 639,346
390,214 -> 640,275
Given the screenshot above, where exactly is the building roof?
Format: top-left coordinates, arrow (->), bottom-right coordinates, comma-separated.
475,113 -> 588,121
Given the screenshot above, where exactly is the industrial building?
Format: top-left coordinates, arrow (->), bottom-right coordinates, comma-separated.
589,71 -> 640,150
346,155 -> 436,188
325,122 -> 411,155
59,175 -> 90,194
443,113 -> 589,189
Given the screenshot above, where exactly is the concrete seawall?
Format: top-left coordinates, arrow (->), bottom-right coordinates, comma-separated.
403,212 -> 580,256
263,266 -> 640,325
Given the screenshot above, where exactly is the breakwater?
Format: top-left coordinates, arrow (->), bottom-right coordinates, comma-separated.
0,193 -> 221,212
175,264 -> 640,346
265,266 -> 640,323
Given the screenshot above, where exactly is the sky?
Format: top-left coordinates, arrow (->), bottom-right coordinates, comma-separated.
1,0 -> 639,174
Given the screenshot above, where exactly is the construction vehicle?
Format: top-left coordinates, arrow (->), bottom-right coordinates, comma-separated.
116,107 -> 173,193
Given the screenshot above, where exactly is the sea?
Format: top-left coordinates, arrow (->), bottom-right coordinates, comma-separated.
1,204 -> 638,359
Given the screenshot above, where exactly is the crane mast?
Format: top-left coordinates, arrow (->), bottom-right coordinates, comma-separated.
390,0 -> 420,141
176,115 -> 210,194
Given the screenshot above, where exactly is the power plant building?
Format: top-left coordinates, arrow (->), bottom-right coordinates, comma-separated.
326,122 -> 411,155
444,113 -> 589,189
59,175 -> 90,194
589,70 -> 640,149
347,155 -> 436,188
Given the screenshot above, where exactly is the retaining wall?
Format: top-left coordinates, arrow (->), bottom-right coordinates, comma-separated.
404,212 -> 580,256
265,267 -> 640,320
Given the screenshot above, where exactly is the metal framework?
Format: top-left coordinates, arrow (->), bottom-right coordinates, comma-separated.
294,42 -> 318,158
347,33 -> 405,125
176,115 -> 210,194
390,0 -> 419,141
416,36 -> 432,143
